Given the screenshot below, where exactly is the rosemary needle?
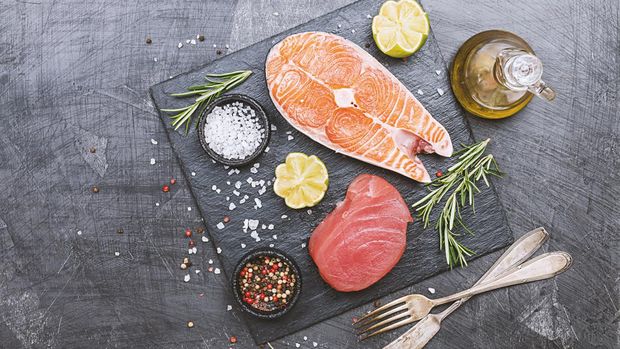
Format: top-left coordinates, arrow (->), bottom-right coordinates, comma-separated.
412,139 -> 502,268
162,70 -> 253,134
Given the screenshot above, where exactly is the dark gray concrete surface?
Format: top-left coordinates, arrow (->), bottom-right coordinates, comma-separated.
0,0 -> 618,348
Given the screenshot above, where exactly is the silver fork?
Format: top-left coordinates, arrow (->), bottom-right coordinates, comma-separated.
355,228 -> 570,340
381,227 -> 549,348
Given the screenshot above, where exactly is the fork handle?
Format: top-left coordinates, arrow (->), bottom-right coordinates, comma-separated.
434,251 -> 572,306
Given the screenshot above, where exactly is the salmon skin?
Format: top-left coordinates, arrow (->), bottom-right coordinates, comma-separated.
266,32 -> 453,183
308,174 -> 412,292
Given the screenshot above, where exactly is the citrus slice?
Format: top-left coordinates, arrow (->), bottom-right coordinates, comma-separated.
372,0 -> 430,58
274,153 -> 329,209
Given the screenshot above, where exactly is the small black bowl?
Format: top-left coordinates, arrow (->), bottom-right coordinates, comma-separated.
197,94 -> 270,167
231,248 -> 302,319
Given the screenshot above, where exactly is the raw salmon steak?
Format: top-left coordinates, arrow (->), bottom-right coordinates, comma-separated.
308,174 -> 412,292
266,32 -> 453,183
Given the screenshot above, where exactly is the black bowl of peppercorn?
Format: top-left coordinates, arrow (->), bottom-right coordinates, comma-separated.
231,248 -> 302,319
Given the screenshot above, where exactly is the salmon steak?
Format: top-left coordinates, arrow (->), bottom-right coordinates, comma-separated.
308,174 -> 412,292
266,32 -> 453,183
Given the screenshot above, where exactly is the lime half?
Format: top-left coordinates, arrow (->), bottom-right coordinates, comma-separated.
372,0 -> 430,58
274,153 -> 329,209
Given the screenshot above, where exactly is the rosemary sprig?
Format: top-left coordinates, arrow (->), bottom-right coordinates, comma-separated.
412,139 -> 502,268
161,70 -> 253,133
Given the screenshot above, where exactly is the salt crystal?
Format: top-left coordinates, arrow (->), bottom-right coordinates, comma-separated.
261,224 -> 267,229
234,169 -> 240,174
269,243 -> 275,248
296,343 -> 300,348
241,243 -> 246,248
150,138 -> 158,145
307,209 -> 313,215
153,57 -> 158,62
233,190 -> 240,196
224,165 -> 229,169
184,274 -> 190,282
239,199 -> 246,204
417,89 -> 424,95
248,219 -> 259,230
301,242 -> 307,248
250,167 -> 258,174
286,131 -> 292,135
435,70 -> 441,75
229,203 -> 236,210
228,169 -> 235,175
258,187 -> 266,195
268,224 -> 274,230
272,234 -> 277,240
202,236 -> 209,242
281,215 -> 288,219
217,247 -> 222,254
213,44 -> 217,48
225,44 -> 230,49
226,181 -> 231,185
186,39 -> 190,44
190,39 -> 196,45
428,287 -> 436,294
235,181 -> 242,189
77,230 -> 82,236
288,135 -> 294,141
208,259 -> 213,264
337,24 -> 342,28
254,198 -> 262,208
217,222 -> 225,230
273,12 -> 279,16
187,207 -> 192,211
270,124 -> 277,131
250,231 -> 260,242
178,42 -> 183,48
150,158 -> 156,165
246,177 -> 253,184
304,336 -> 308,341
366,14 -> 372,19
243,195 -> 249,199
212,185 -> 217,191
216,189 -> 221,194
264,146 -> 270,153
437,88 -> 445,96
155,202 -> 160,207
214,268 -> 221,274
351,29 -> 356,33
191,172 -> 196,176
195,269 -> 201,274
114,251 -> 120,256
226,196 -> 230,201
227,305 -> 233,311
313,342 -> 318,347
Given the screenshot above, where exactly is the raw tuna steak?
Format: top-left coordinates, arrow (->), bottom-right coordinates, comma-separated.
266,32 -> 453,183
308,174 -> 412,292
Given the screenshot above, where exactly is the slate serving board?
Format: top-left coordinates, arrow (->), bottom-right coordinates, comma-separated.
149,0 -> 513,344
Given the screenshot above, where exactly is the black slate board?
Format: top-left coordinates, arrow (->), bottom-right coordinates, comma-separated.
150,0 -> 513,344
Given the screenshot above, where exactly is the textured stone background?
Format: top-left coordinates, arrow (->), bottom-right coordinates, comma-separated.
0,0 -> 618,348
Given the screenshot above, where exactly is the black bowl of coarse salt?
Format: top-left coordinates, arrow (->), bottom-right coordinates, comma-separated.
198,94 -> 270,166
231,248 -> 302,319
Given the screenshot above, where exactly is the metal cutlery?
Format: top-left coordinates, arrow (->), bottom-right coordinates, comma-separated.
382,227 -> 550,348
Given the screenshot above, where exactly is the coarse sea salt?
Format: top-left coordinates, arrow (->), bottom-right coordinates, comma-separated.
203,102 -> 265,160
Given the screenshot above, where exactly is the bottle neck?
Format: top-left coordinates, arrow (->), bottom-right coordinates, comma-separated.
494,49 -> 555,101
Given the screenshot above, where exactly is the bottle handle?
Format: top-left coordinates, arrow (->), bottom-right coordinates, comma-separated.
528,79 -> 556,101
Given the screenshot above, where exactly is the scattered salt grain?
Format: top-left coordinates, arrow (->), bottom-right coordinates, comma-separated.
234,169 -> 240,174
435,70 -> 441,75
153,57 -> 158,62
150,138 -> 158,145
295,343 -> 300,348
214,268 -> 221,274
417,89 -> 424,95
195,269 -> 201,274
254,198 -> 262,209
366,14 -> 372,19
217,247 -> 222,254
213,44 -> 217,48
202,102 -> 265,160
248,219 -> 259,230
228,169 -> 236,175
227,305 -> 233,311
281,215 -> 288,219
150,158 -> 156,165
187,207 -> 192,211
217,222 -> 225,230
338,24 -> 342,28
235,181 -> 242,189
229,203 -> 236,210
269,244 -> 275,248
114,251 -> 120,256
428,287 -> 436,294
184,274 -> 191,282
155,202 -> 160,207
264,146 -> 270,153
178,42 -> 183,48
262,224 -> 267,229
250,231 -> 260,242
301,243 -> 307,248
272,234 -> 277,240
77,230 -> 82,236
258,187 -> 266,195
246,177 -> 253,184
226,181 -> 231,185
250,167 -> 258,174
208,259 -> 213,264
202,236 -> 209,242
271,124 -> 277,131
239,198 -> 246,204
307,209 -> 313,215
233,190 -> 240,196
212,185 -> 217,191
313,342 -> 318,347
225,44 -> 230,49
351,29 -> 356,33
191,172 -> 196,176
190,39 -> 196,45
288,135 -> 294,141
186,39 -> 191,44
437,88 -> 445,96
226,196 -> 230,201
268,224 -> 274,230
241,243 -> 246,248
273,12 -> 279,16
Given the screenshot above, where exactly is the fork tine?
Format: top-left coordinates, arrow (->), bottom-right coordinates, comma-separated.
354,304 -> 408,329
359,316 -> 416,341
357,311 -> 410,335
353,295 -> 408,325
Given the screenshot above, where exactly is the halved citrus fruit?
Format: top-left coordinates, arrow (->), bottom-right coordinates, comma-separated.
372,0 -> 430,58
274,153 -> 329,209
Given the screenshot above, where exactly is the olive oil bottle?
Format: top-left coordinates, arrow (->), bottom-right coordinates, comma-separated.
450,30 -> 555,119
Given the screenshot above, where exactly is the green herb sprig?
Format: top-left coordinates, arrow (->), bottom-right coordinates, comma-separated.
162,70 -> 252,133
412,139 -> 502,268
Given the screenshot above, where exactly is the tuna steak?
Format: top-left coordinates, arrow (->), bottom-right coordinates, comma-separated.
308,174 -> 412,292
266,32 -> 453,183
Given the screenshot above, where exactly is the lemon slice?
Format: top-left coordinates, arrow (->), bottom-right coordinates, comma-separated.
274,153 -> 329,209
372,0 -> 430,58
